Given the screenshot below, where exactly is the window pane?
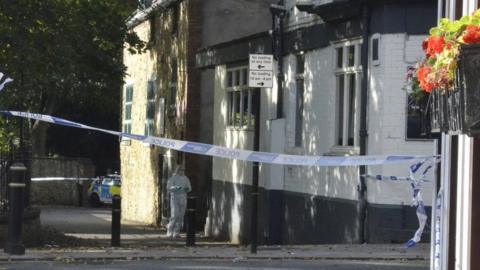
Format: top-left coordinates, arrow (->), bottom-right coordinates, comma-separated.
348,45 -> 355,67
242,90 -> 249,126
125,104 -> 132,120
124,123 -> 131,134
147,101 -> 155,119
235,70 -> 241,86
227,92 -> 235,126
336,48 -> 343,69
227,71 -> 233,87
145,121 -> 154,136
337,75 -> 344,146
372,38 -> 379,61
250,90 -> 258,127
348,75 -> 355,146
147,81 -> 155,99
234,91 -> 241,126
242,69 -> 248,86
126,86 -> 133,102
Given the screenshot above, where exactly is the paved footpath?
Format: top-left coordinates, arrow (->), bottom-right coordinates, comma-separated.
0,243 -> 430,263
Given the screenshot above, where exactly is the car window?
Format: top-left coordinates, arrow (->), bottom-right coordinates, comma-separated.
102,178 -> 113,185
113,179 -> 121,186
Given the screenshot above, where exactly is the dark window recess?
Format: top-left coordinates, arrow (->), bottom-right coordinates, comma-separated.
296,54 -> 305,74
455,0 -> 463,19
406,95 -> 432,140
170,59 -> 177,103
171,5 -> 179,35
336,47 -> 343,68
372,38 -> 379,62
149,15 -> 156,44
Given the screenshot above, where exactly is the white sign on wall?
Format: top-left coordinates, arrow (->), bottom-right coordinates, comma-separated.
249,54 -> 274,88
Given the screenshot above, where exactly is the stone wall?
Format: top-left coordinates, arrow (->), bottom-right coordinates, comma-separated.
121,0 -> 195,225
30,157 -> 95,206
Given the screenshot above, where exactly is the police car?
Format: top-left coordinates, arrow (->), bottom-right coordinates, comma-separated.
88,174 -> 121,207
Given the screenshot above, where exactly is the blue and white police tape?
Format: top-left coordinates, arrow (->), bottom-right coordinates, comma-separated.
1,110 -> 439,167
363,158 -> 437,248
433,189 -> 443,270
31,177 -> 93,181
0,72 -> 13,92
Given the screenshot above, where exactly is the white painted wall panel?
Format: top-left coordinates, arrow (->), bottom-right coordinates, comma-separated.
367,34 -> 435,206
283,48 -> 359,201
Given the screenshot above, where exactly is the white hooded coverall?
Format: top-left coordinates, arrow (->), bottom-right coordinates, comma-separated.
166,170 -> 191,237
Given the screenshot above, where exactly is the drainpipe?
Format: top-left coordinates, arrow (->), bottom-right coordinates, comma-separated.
358,4 -> 370,244
270,1 -> 286,119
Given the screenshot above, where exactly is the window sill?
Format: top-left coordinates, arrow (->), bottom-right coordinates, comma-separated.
120,139 -> 131,146
325,146 -> 360,156
226,126 -> 254,132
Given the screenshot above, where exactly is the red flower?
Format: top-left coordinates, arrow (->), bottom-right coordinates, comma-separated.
463,25 -> 480,44
426,36 -> 446,57
417,66 -> 434,93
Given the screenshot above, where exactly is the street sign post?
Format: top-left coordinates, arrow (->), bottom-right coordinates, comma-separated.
249,54 -> 274,88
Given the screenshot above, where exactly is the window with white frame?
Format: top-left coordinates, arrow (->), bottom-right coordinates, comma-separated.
145,80 -> 156,136
226,66 -> 256,128
295,54 -> 305,147
123,84 -> 133,134
334,40 -> 362,147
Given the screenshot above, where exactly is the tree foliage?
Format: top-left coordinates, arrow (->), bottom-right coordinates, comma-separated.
0,0 -> 144,161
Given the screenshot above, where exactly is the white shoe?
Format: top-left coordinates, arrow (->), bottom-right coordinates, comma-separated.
163,233 -> 172,238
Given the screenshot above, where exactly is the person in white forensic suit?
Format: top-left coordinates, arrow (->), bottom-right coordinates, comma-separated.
166,165 -> 191,238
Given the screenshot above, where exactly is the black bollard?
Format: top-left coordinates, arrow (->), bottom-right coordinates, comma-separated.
186,196 -> 196,246
4,163 -> 27,255
111,195 -> 121,247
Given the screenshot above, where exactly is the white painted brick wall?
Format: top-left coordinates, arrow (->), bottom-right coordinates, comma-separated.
210,33 -> 435,206
367,34 -> 434,206
280,34 -> 435,205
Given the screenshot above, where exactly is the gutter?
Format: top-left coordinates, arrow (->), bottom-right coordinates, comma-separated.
126,0 -> 179,29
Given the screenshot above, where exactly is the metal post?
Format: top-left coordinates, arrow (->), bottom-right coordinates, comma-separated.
4,162 -> 27,255
186,196 -> 196,246
250,90 -> 261,254
111,195 -> 121,247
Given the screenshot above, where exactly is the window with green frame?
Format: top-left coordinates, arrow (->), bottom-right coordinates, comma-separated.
123,85 -> 133,134
145,80 -> 156,136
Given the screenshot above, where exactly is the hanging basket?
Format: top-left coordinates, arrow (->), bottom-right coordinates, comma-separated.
430,44 -> 480,136
457,44 -> 480,136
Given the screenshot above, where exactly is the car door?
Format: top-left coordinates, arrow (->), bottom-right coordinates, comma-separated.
100,178 -> 113,203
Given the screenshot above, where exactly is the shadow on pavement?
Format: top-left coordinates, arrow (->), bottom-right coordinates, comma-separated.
37,205 -> 217,249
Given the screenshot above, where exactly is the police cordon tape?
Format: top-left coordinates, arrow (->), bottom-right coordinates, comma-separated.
1,110 -> 439,167
4,110 -> 439,248
31,177 -> 92,182
363,158 -> 436,248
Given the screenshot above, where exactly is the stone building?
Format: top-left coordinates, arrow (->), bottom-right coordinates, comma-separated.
120,0 -> 276,226
196,0 -> 438,244
121,0 -> 205,225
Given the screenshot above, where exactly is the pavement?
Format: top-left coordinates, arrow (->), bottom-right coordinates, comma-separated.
0,243 -> 430,263
0,205 -> 432,263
